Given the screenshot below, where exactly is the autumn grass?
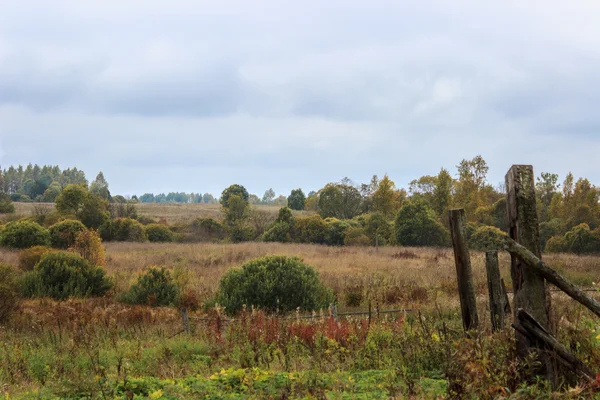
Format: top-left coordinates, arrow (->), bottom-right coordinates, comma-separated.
11,202 -> 314,223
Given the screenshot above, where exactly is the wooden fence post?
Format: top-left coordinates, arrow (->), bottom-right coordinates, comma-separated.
449,209 -> 478,331
506,164 -> 554,383
485,251 -> 505,331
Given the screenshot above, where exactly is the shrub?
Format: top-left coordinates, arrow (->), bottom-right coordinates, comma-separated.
0,220 -> 51,249
21,252 -> 112,300
293,215 -> 328,244
215,255 -> 333,315
18,245 -> 55,271
0,192 -> 15,214
72,229 -> 106,266
100,218 -> 146,242
121,267 -> 180,307
365,213 -> 393,246
0,263 -> 20,322
145,224 -> 174,242
344,227 -> 371,246
544,236 -> 568,253
394,201 -> 449,247
469,226 -> 506,251
287,189 -> 306,211
276,207 -> 295,225
563,223 -> 600,254
49,219 -> 87,249
324,218 -> 349,246
228,224 -> 254,243
262,222 -> 292,243
191,218 -> 226,241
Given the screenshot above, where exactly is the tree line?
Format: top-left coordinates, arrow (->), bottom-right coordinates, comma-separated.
1,156 -> 599,254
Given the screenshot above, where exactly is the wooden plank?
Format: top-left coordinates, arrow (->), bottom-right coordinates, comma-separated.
485,251 -> 505,331
515,308 -> 594,380
448,208 -> 478,331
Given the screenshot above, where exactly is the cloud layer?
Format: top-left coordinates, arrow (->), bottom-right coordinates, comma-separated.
1,0 -> 600,195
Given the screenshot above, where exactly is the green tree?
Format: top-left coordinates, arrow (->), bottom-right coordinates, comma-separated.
220,184 -> 249,208
0,192 -> 15,213
42,182 -> 62,202
453,155 -> 489,218
262,188 -> 275,204
372,175 -> 403,217
55,184 -> 87,216
432,168 -> 453,217
318,183 -> 362,219
90,172 -> 111,201
287,188 -> 306,211
394,201 -> 449,247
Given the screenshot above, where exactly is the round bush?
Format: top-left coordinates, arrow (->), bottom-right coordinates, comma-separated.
0,220 -> 51,249
394,201 -> 449,247
100,218 -> 146,242
122,267 -> 179,307
344,227 -> 371,246
49,219 -> 87,249
215,255 -> 333,315
0,263 -> 20,323
293,215 -> 328,244
144,224 -> 174,243
21,252 -> 112,300
18,245 -> 55,271
262,222 -> 292,243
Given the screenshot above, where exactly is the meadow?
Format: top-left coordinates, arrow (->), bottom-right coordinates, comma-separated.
2,203 -> 600,398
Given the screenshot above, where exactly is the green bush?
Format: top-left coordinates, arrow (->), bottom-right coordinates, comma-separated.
394,201 -> 449,247
0,193 -> 15,214
191,218 -> 226,241
49,219 -> 87,249
563,224 -> 600,254
469,226 -> 506,251
228,224 -> 253,243
18,245 -> 55,271
145,224 -> 174,242
545,236 -> 567,253
324,218 -> 349,246
121,267 -> 179,307
262,222 -> 292,243
0,263 -> 20,322
0,220 -> 51,249
21,252 -> 112,300
365,213 -> 393,246
344,227 -> 371,246
100,218 -> 146,242
215,255 -> 333,315
293,215 -> 328,244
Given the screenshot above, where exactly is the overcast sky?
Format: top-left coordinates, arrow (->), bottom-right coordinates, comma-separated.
1,1 -> 599,197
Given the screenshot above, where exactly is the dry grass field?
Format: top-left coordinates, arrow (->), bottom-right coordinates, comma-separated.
12,202 -> 314,223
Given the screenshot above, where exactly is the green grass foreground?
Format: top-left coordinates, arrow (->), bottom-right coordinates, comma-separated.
11,369 -> 446,399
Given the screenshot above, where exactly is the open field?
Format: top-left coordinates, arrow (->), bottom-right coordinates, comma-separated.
2,242 -> 600,398
11,202 -> 314,223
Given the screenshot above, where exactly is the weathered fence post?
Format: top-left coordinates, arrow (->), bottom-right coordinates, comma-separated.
485,251 -> 505,331
181,307 -> 190,334
449,209 -> 478,331
506,164 -> 554,383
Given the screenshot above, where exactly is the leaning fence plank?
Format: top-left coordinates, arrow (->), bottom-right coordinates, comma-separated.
449,209 -> 478,331
515,308 -> 594,380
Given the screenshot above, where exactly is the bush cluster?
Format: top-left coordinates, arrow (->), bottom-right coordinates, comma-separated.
49,219 -> 87,249
100,218 -> 146,242
0,220 -> 51,249
215,255 -> 333,315
21,252 -> 112,300
121,267 -> 179,306
144,223 -> 174,242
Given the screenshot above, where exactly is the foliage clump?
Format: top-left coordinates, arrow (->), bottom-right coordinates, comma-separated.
49,219 -> 87,249
0,220 -> 51,249
215,255 -> 332,315
72,229 -> 106,266
469,225 -> 506,251
21,252 -> 112,300
100,218 -> 146,242
18,245 -> 55,271
121,267 -> 180,307
0,263 -> 20,322
144,223 -> 174,242
394,201 -> 449,247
